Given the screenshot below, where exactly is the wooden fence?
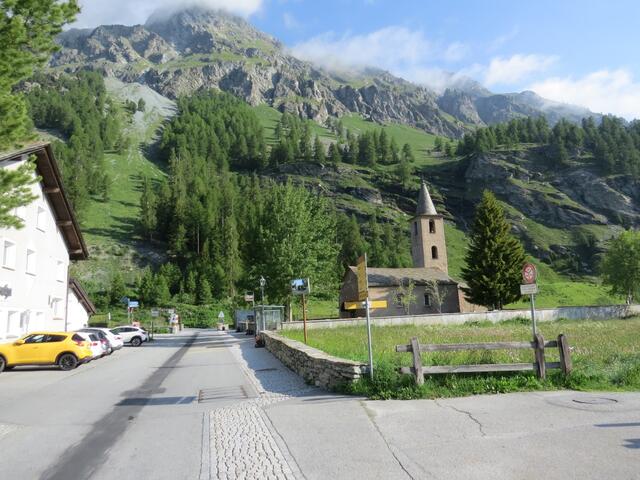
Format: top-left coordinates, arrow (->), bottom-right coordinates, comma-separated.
395,333 -> 572,385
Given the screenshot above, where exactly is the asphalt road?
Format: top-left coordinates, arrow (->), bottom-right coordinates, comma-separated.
1,329 -> 638,480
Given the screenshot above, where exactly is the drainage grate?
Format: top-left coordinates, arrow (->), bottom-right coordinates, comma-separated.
198,386 -> 248,403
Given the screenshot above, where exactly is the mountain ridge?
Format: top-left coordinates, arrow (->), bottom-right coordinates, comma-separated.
53,7 -> 598,137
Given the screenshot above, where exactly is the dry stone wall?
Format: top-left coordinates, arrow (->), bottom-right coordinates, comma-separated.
261,331 -> 366,390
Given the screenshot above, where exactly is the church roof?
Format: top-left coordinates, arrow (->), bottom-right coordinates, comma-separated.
415,181 -> 438,216
347,267 -> 457,287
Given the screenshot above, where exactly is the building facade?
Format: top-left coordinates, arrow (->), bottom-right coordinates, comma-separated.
339,182 -> 484,318
0,143 -> 89,342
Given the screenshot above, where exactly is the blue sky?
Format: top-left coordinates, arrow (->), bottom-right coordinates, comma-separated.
74,0 -> 640,118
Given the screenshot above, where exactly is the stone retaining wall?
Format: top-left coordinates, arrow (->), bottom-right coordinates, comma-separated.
281,304 -> 640,330
261,330 -> 366,390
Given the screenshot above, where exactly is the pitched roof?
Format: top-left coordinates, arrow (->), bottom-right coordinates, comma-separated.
0,142 -> 88,260
415,181 -> 438,216
348,266 -> 456,287
68,278 -> 97,315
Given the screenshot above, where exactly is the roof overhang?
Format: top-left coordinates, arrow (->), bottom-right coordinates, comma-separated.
68,278 -> 97,315
0,142 -> 88,260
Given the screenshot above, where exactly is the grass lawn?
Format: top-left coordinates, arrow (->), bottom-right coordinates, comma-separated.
281,317 -> 640,399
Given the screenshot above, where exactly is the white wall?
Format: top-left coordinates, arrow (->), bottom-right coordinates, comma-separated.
67,290 -> 89,331
282,304 -> 640,330
0,157 -> 70,341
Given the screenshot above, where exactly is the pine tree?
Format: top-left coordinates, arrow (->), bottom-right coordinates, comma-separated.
395,157 -> 412,189
337,213 -> 367,266
137,98 -> 146,112
313,135 -> 326,163
0,158 -> 37,228
601,230 -> 640,304
196,276 -> 213,305
109,271 -> 127,306
461,190 -> 526,310
0,0 -> 79,149
402,143 -> 415,163
328,143 -> 341,163
154,273 -> 172,306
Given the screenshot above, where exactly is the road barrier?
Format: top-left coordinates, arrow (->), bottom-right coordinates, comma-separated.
395,334 -> 572,385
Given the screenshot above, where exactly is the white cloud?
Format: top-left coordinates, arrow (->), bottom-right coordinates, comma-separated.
291,26 -> 467,75
282,12 -> 300,29
484,54 -> 557,86
529,69 -> 640,120
73,0 -> 263,28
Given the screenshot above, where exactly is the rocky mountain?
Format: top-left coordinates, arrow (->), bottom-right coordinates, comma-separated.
53,7 -> 598,138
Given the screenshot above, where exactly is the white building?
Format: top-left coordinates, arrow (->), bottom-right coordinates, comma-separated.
67,278 -> 97,331
0,143 -> 90,342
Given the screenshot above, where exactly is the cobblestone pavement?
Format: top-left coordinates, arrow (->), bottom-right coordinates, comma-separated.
211,405 -> 295,480
208,333 -> 314,479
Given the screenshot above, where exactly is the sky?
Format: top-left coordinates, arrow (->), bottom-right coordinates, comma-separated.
72,0 -> 640,119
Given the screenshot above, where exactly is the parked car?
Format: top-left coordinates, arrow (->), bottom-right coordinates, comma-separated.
0,332 -> 93,372
75,332 -> 106,359
78,328 -> 122,354
110,326 -> 148,347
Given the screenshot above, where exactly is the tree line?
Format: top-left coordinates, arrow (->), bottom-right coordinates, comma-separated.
457,115 -> 640,177
25,71 -> 127,216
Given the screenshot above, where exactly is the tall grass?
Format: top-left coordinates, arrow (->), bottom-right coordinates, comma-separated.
281,317 -> 640,399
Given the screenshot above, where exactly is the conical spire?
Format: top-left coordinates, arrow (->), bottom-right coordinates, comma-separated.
416,181 -> 437,215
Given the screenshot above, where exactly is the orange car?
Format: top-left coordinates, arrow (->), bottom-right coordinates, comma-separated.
0,332 -> 93,372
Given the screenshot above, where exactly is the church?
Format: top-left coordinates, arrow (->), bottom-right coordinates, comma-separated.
339,182 -> 482,318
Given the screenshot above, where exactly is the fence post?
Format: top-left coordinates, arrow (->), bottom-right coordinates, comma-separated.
557,334 -> 572,375
534,333 -> 546,380
410,337 -> 424,386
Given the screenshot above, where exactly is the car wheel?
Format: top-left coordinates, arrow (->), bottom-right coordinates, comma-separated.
131,337 -> 142,347
58,353 -> 78,371
0,356 -> 5,373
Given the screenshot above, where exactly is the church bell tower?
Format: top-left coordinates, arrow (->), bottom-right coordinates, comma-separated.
411,182 -> 448,273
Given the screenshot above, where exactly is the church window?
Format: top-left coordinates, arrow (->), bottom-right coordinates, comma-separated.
429,220 -> 436,234
424,293 -> 431,307
431,246 -> 438,259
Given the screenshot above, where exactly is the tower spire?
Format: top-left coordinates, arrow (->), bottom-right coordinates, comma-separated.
416,181 -> 437,216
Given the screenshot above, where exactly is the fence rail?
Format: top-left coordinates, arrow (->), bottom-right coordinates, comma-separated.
395,334 -> 572,385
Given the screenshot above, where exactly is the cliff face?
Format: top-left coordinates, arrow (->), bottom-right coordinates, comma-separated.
53,8 -> 596,137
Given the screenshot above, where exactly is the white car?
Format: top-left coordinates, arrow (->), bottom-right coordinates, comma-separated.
82,327 -> 124,351
110,326 -> 148,347
75,331 -> 105,359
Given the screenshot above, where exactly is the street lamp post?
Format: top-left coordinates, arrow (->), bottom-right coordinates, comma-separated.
258,276 -> 266,347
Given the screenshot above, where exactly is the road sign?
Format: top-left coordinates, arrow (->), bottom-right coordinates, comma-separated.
520,284 -> 539,295
344,300 -> 388,310
128,300 -> 139,308
151,309 -> 159,317
290,278 -> 311,296
120,296 -> 129,305
522,263 -> 537,284
357,254 -> 368,301
218,311 -> 225,320
244,292 -> 254,302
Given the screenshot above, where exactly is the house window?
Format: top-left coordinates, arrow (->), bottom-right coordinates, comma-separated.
424,293 -> 431,307
26,249 -> 36,275
413,221 -> 418,235
15,205 -> 27,220
7,311 -> 18,335
56,260 -> 65,282
429,220 -> 436,234
19,311 -> 30,333
431,246 -> 438,259
2,240 -> 16,269
36,206 -> 47,231
51,298 -> 63,317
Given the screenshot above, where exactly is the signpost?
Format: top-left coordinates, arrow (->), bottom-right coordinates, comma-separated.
521,263 -> 538,339
357,254 -> 374,380
291,278 -> 311,344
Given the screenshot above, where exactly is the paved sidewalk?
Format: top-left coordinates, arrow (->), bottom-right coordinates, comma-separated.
228,331 -> 640,480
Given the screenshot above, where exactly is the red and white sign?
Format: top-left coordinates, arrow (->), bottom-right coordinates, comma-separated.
522,263 -> 537,284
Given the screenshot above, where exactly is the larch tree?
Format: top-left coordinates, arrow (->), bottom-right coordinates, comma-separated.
601,230 -> 640,304
461,190 -> 526,310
